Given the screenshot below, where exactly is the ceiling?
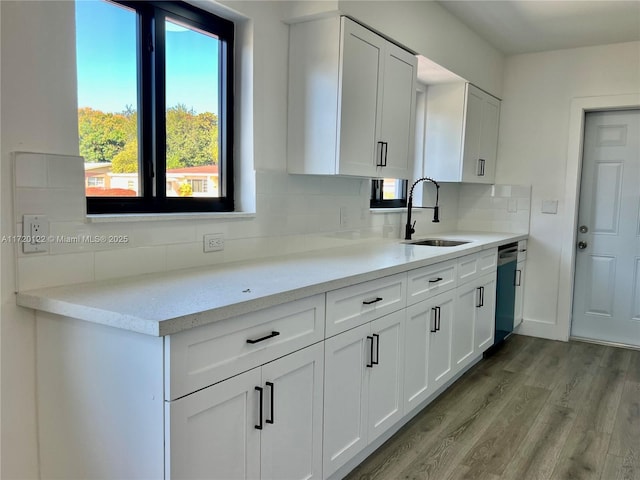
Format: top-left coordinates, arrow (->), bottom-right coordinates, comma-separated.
436,0 -> 640,55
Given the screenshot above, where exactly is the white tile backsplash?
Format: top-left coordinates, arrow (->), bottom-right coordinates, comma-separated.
12,152 -> 531,290
14,152 -> 47,188
17,252 -> 95,291
94,246 -> 167,281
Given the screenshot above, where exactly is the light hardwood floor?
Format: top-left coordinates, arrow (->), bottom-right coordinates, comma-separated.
344,334 -> 640,480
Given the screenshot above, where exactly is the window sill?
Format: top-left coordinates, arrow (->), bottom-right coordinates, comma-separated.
369,208 -> 407,214
86,211 -> 256,224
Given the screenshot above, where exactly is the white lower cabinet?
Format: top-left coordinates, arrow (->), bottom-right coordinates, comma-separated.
166,343 -> 324,480
403,289 -> 455,413
453,282 -> 477,371
474,273 -> 497,354
453,272 -> 497,371
514,260 -> 526,329
323,310 -> 404,478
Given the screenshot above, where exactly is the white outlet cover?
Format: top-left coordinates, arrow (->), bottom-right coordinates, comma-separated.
542,200 -> 558,214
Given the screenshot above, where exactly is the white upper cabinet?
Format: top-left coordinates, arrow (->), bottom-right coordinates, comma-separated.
423,82 -> 500,184
288,16 -> 417,179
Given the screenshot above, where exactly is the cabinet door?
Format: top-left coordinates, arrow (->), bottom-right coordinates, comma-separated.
337,18 -> 383,177
453,282 -> 478,372
378,42 -> 417,179
403,301 -> 432,413
478,94 -> 500,183
261,343 -> 324,480
323,323 -> 370,477
428,290 -> 455,391
475,273 -> 497,354
368,310 -> 405,443
461,85 -> 484,182
514,261 -> 526,329
166,368 -> 261,480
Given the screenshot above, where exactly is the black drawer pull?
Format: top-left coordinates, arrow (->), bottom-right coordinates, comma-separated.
429,277 -> 444,284
363,297 -> 383,305
247,331 -> 280,344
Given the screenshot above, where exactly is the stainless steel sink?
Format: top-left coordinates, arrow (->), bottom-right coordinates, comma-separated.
407,239 -> 470,247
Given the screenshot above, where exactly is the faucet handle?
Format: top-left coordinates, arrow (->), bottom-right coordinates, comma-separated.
410,221 -> 416,234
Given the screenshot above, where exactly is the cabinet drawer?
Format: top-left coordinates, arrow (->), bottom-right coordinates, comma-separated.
326,273 -> 406,337
407,259 -> 457,305
457,249 -> 497,285
518,240 -> 527,262
165,294 -> 325,400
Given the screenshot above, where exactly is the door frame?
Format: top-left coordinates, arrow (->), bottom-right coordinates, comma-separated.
558,93 -> 640,341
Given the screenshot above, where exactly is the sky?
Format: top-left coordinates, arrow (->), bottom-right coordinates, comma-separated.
75,0 -> 219,115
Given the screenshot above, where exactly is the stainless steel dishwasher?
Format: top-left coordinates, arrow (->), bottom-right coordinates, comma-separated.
494,242 -> 518,346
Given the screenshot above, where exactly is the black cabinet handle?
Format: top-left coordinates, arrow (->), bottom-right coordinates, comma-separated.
377,141 -> 385,167
515,269 -> 522,287
266,382 -> 274,425
255,386 -> 263,430
247,331 -> 280,344
372,333 -> 380,365
436,306 -> 441,331
383,142 -> 388,167
363,297 -> 383,305
480,286 -> 485,307
430,307 -> 438,332
476,287 -> 483,308
478,158 -> 485,176
366,336 -> 374,367
429,277 -> 444,284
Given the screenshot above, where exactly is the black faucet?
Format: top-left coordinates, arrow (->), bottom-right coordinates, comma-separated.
404,177 -> 440,240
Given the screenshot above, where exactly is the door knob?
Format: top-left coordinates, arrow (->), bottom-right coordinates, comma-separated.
579,225 -> 588,233
578,241 -> 588,250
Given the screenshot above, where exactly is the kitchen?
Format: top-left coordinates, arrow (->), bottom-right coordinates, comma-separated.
1,1 -> 639,479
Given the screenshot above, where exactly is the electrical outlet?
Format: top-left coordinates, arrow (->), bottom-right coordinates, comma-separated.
203,233 -> 224,252
23,214 -> 49,253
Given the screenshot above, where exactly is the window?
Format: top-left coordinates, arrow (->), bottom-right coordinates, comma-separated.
370,178 -> 408,208
187,179 -> 208,193
87,176 -> 106,188
75,0 -> 234,213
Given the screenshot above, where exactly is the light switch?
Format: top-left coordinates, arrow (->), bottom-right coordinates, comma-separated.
542,200 -> 558,214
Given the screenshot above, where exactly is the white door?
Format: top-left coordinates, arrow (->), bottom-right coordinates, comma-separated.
323,323 -> 370,477
452,282 -> 477,371
572,109 -> 640,347
477,93 -> 500,183
377,42 -> 416,179
368,310 -> 404,443
428,290 -> 455,391
261,343 -> 324,480
337,18 -> 383,177
474,273 -> 497,354
166,368 -> 261,480
403,301 -> 432,413
461,85 -> 484,182
514,260 -> 526,329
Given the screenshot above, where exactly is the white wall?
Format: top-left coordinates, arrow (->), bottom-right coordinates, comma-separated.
337,0 -> 504,98
0,1 -> 506,477
1,2 -> 79,478
495,41 -> 640,340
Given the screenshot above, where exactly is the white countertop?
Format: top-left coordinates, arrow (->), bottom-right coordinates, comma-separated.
16,231 -> 526,336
